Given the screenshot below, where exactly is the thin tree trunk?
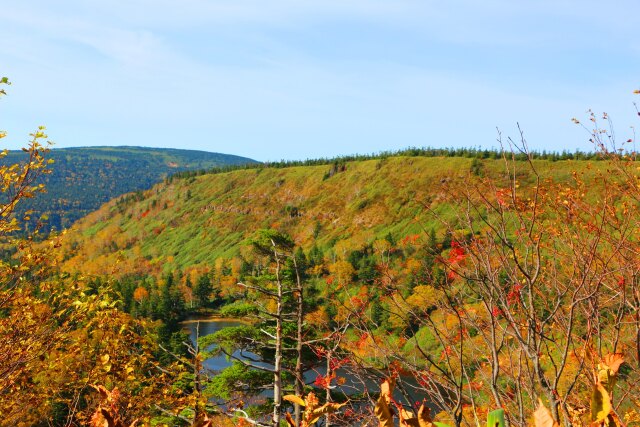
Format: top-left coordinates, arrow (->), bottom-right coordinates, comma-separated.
273,247 -> 283,427
193,321 -> 204,423
325,348 -> 333,427
294,257 -> 304,425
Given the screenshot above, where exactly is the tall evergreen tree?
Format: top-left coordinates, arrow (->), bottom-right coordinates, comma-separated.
194,273 -> 212,308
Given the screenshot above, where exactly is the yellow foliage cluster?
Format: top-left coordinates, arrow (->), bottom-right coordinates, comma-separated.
0,99 -> 184,424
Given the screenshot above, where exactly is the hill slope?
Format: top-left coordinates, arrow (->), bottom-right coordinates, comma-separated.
57,155 -> 592,277
4,146 -> 257,232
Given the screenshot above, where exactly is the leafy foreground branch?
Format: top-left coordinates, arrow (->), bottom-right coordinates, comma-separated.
283,392 -> 345,427
89,352 -> 628,427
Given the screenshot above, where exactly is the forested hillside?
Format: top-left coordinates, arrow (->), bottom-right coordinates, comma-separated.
1,146 -> 257,232
58,155 -> 596,276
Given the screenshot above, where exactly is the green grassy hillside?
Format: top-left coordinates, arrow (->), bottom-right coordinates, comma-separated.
58,155 -> 596,276
3,146 -> 257,232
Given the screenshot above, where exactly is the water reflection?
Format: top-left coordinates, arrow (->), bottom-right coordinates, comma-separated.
184,319 -> 261,372
184,318 -> 426,403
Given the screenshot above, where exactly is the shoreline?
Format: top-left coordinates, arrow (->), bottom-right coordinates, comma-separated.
181,315 -> 254,325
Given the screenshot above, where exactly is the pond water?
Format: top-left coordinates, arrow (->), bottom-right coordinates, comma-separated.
184,319 -> 258,372
183,318 -> 369,391
183,318 -> 427,403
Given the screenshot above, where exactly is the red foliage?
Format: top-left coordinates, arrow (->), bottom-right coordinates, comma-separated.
448,241 -> 466,263
310,345 -> 327,359
445,241 -> 467,281
356,332 -> 369,350
313,373 -> 335,389
329,357 -> 350,371
439,345 -> 453,361
506,284 -> 522,305
495,188 -> 509,207
400,234 -> 421,246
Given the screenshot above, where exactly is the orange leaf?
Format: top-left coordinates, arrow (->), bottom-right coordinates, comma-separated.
602,353 -> 624,374
285,411 -> 297,427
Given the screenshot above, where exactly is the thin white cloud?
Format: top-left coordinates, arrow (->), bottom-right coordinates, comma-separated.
3,7 -> 168,67
5,0 -> 639,67
1,0 -> 639,160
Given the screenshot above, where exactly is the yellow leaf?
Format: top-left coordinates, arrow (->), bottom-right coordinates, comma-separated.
308,402 -> 346,425
598,353 -> 624,397
624,409 -> 640,424
592,383 -> 612,424
284,394 -> 306,407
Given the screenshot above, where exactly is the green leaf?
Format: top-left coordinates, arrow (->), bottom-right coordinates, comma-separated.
487,409 -> 505,427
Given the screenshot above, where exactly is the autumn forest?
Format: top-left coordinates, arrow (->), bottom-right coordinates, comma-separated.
3,74 -> 640,427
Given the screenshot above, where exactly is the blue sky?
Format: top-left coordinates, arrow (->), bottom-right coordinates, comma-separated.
2,1 -> 639,161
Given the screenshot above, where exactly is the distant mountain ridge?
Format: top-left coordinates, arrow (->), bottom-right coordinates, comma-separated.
3,146 -> 258,232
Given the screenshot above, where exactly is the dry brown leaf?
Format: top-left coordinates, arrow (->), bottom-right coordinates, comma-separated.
398,405 -> 434,427
567,404 -> 587,427
88,385 -> 136,427
533,399 -> 558,427
89,385 -> 121,427
418,404 -> 434,427
380,377 -> 395,403
192,412 -> 212,427
400,407 -> 422,427
91,384 -> 111,402
375,378 -> 396,427
89,408 -> 113,427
